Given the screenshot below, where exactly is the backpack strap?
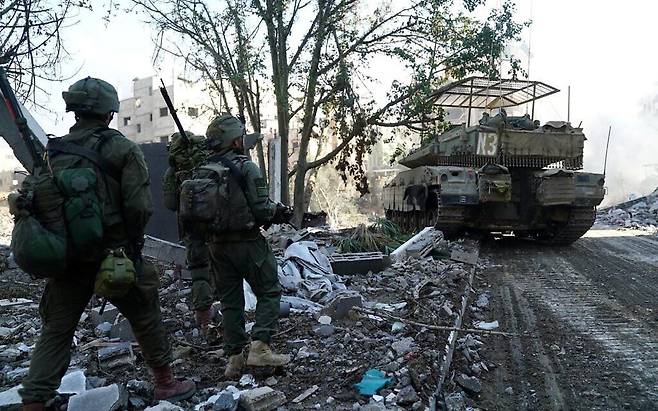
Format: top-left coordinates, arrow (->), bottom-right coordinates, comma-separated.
207,154 -> 248,193
47,137 -> 122,183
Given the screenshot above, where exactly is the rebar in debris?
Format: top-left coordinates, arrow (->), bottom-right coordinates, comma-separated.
352,306 -> 516,337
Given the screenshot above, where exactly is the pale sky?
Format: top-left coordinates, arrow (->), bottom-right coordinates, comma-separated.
4,0 -> 658,202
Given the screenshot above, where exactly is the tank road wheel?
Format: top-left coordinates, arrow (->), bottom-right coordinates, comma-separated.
535,206 -> 596,245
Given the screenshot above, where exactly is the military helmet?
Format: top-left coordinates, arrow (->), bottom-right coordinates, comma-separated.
62,77 -> 120,115
206,114 -> 245,150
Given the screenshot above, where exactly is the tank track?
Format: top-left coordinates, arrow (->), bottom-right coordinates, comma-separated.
536,206 -> 596,245
435,194 -> 466,239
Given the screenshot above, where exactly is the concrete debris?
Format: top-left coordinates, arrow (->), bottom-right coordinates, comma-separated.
145,400 -> 185,410
320,291 -> 363,319
98,342 -> 134,370
450,249 -> 479,265
212,390 -> 239,411
391,337 -> 415,356
313,324 -> 335,337
239,374 -> 256,387
292,384 -> 319,403
390,227 -> 442,261
596,193 -> 658,231
475,320 -> 499,330
239,386 -> 286,411
475,293 -> 490,309
444,391 -> 467,411
91,303 -> 120,326
95,321 -> 113,337
328,252 -> 388,275
143,235 -> 186,266
455,373 -> 482,395
396,385 -> 420,405
0,298 -> 32,308
58,370 -> 87,395
110,317 -> 137,342
67,383 -> 125,411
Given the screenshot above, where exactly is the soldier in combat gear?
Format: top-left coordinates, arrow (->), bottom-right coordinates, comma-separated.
162,132 -> 215,329
18,78 -> 195,410
204,114 -> 291,378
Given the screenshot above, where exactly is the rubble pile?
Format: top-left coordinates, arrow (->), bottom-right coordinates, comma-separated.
0,221 -> 490,410
596,194 -> 658,232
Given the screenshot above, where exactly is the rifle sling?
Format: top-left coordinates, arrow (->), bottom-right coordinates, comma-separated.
47,139 -> 122,183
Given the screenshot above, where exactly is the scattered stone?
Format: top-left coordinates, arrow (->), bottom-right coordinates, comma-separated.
412,401 -> 424,410
98,342 -> 134,370
320,291 -> 363,319
0,348 -> 21,362
126,379 -> 151,397
175,303 -> 189,313
475,293 -> 490,308
173,346 -> 193,360
264,376 -> 278,386
504,386 -> 514,395
95,321 -> 112,337
5,367 -> 28,383
110,318 -> 136,342
475,320 -> 499,330
455,373 -> 482,395
239,374 -> 256,387
67,384 -> 125,411
239,387 -> 286,411
213,390 -> 239,411
396,385 -> 420,405
145,400 -> 185,410
91,304 -> 120,326
391,337 -> 415,356
292,385 -> 319,403
444,391 -> 466,411
0,298 -> 32,308
313,324 -> 335,337
0,385 -> 21,408
318,315 -> 332,325
391,321 -> 406,333
58,370 -> 87,395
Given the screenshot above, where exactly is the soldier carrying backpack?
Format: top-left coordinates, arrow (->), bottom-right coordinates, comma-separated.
11,77 -> 195,410
162,131 -> 215,331
181,114 -> 292,378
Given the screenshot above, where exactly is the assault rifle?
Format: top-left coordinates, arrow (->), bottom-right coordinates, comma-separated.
159,79 -> 189,145
0,67 -> 45,174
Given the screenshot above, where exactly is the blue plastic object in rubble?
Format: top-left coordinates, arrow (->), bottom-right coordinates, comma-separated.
354,369 -> 392,396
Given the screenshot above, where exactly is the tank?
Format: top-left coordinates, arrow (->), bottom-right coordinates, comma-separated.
383,77 -> 605,244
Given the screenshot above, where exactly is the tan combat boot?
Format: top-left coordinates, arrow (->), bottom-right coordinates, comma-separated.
224,353 -> 246,379
152,364 -> 196,402
246,340 -> 290,367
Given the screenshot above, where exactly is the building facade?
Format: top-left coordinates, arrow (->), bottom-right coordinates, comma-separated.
117,76 -> 216,143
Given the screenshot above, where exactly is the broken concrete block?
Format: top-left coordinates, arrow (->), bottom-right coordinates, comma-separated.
67,384 -> 125,411
450,249 -> 479,265
444,391 -> 467,411
292,385 -> 319,403
144,400 -> 185,410
328,252 -> 387,275
239,386 -> 286,411
0,385 -> 21,408
0,298 -> 32,308
213,390 -> 238,411
143,235 -> 187,267
110,318 -> 136,342
391,337 -> 415,356
58,370 -> 87,395
91,303 -> 120,326
5,367 -> 28,383
98,342 -> 134,370
455,373 -> 482,395
0,347 -> 21,362
95,321 -> 112,337
320,291 -> 363,319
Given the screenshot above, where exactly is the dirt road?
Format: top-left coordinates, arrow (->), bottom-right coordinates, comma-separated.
473,229 -> 658,410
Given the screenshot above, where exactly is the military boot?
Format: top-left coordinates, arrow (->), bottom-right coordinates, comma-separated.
224,353 -> 246,379
22,403 -> 44,411
152,365 -> 196,402
246,340 -> 290,367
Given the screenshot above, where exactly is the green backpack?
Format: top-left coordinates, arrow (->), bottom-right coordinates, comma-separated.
10,133 -> 121,279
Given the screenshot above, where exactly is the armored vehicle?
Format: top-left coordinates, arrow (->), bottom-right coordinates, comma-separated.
383,77 -> 605,244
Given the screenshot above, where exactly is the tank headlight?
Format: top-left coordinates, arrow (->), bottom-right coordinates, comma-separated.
441,174 -> 448,182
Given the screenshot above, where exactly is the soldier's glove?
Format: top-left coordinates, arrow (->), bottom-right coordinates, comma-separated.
273,203 -> 294,224
7,192 -> 30,218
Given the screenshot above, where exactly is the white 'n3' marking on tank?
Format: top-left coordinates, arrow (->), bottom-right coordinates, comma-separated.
476,132 -> 498,156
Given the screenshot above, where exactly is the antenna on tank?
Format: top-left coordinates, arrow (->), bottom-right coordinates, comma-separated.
603,125 -> 612,177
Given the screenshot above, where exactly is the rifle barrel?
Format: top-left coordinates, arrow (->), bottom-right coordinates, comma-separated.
159,79 -> 189,145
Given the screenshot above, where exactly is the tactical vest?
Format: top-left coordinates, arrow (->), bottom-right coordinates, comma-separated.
178,155 -> 255,234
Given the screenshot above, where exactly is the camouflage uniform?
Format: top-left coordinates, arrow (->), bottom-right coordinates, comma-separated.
163,134 -> 214,312
203,114 -> 289,377
18,78 -> 194,409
